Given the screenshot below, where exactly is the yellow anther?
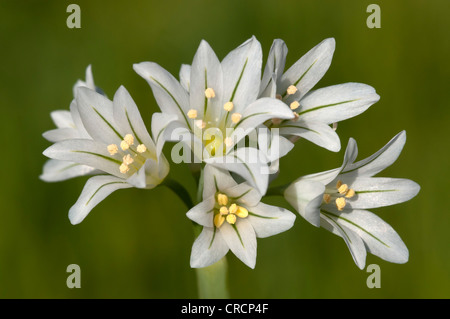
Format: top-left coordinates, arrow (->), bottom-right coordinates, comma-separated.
122,154 -> 134,165
195,119 -> 206,129
205,88 -> 216,99
236,206 -> 248,218
276,94 -> 282,100
338,183 -> 349,195
345,189 -> 356,198
119,163 -> 130,174
120,140 -> 130,151
214,214 -> 225,228
231,113 -> 242,124
287,85 -> 298,95
293,112 -> 299,121
335,197 -> 346,211
107,144 -> 118,155
224,137 -> 233,148
224,101 -> 234,112
124,134 -> 134,146
336,180 -> 343,189
226,214 -> 237,225
271,118 -> 282,125
229,203 -> 238,215
187,109 -> 198,119
290,101 -> 300,110
136,144 -> 147,153
217,193 -> 228,206
219,206 -> 229,215
323,193 -> 331,204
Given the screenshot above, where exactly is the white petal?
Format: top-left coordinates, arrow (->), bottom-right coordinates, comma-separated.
221,36 -> 262,114
225,183 -> 261,207
257,126 -> 294,162
190,227 -> 229,268
205,148 -> 269,195
260,39 -> 288,96
42,128 -> 82,143
113,86 -> 156,152
69,100 -> 91,139
43,139 -> 124,178
50,110 -> 75,128
186,196 -> 216,227
280,38 -> 335,100
279,120 -> 341,152
202,164 -> 237,199
324,208 -> 409,264
76,87 -> 120,145
247,202 -> 296,238
189,40 -> 223,120
219,219 -> 257,269
297,83 -> 380,124
284,179 -> 324,227
179,64 -> 191,92
68,175 -> 132,225
40,159 -> 97,182
320,213 -> 367,269
348,177 -> 420,209
151,112 -> 178,157
133,62 -> 192,130
341,131 -> 406,178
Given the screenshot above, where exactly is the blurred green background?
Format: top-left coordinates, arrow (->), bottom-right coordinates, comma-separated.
0,0 -> 448,298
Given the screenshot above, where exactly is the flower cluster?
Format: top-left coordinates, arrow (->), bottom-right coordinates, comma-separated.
41,36 -> 419,270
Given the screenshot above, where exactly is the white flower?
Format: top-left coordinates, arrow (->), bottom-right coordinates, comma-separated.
186,165 -> 296,269
133,36 -> 294,194
43,85 -> 169,224
284,131 -> 420,269
41,65 -> 101,182
259,38 -> 380,152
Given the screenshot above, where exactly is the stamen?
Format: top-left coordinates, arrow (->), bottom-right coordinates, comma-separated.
217,193 -> 228,206
119,163 -> 129,174
231,113 -> 242,123
332,122 -> 338,131
338,183 -> 349,195
276,94 -> 282,100
107,144 -> 118,155
323,194 -> 331,204
224,137 -> 233,148
335,197 -> 346,211
229,203 -> 238,215
226,214 -> 237,225
336,180 -> 343,189
223,101 -> 234,112
205,88 -> 216,99
219,206 -> 229,215
345,189 -> 356,198
271,118 -> 282,125
187,109 -> 198,119
195,119 -> 206,129
136,144 -> 147,153
120,140 -> 130,151
286,85 -> 297,95
214,214 -> 225,228
236,206 -> 248,218
290,101 -> 300,110
293,112 -> 299,121
124,134 -> 134,146
122,154 -> 134,165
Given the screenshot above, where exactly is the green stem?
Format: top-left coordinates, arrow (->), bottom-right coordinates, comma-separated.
195,256 -> 230,299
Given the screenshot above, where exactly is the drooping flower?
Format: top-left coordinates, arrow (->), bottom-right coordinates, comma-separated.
43,85 -> 169,224
259,38 -> 380,152
133,36 -> 294,194
41,65 -> 101,182
284,131 -> 420,269
187,165 -> 296,268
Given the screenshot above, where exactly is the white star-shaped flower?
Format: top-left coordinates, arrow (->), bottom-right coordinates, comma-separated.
284,131 -> 420,268
187,165 -> 296,269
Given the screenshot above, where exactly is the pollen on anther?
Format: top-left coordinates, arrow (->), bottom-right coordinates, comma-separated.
120,140 -> 130,151
217,194 -> 228,206
229,203 -> 238,215
290,101 -> 300,110
195,120 -> 206,129
107,144 -> 118,155
187,109 -> 198,119
226,214 -> 237,225
224,137 -> 233,148
214,214 -> 225,228
205,88 -> 216,99
124,134 -> 134,146
219,206 -> 229,215
335,197 -> 346,211
137,144 -> 147,153
236,206 -> 248,218
123,154 -> 134,165
224,101 -> 234,112
287,85 -> 298,95
119,163 -> 130,174
338,183 -> 349,195
323,194 -> 331,204
345,189 -> 356,198
231,113 -> 242,123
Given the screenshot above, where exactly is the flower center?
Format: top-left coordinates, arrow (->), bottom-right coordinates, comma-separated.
323,180 -> 356,211
213,193 -> 249,228
107,133 -> 150,175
